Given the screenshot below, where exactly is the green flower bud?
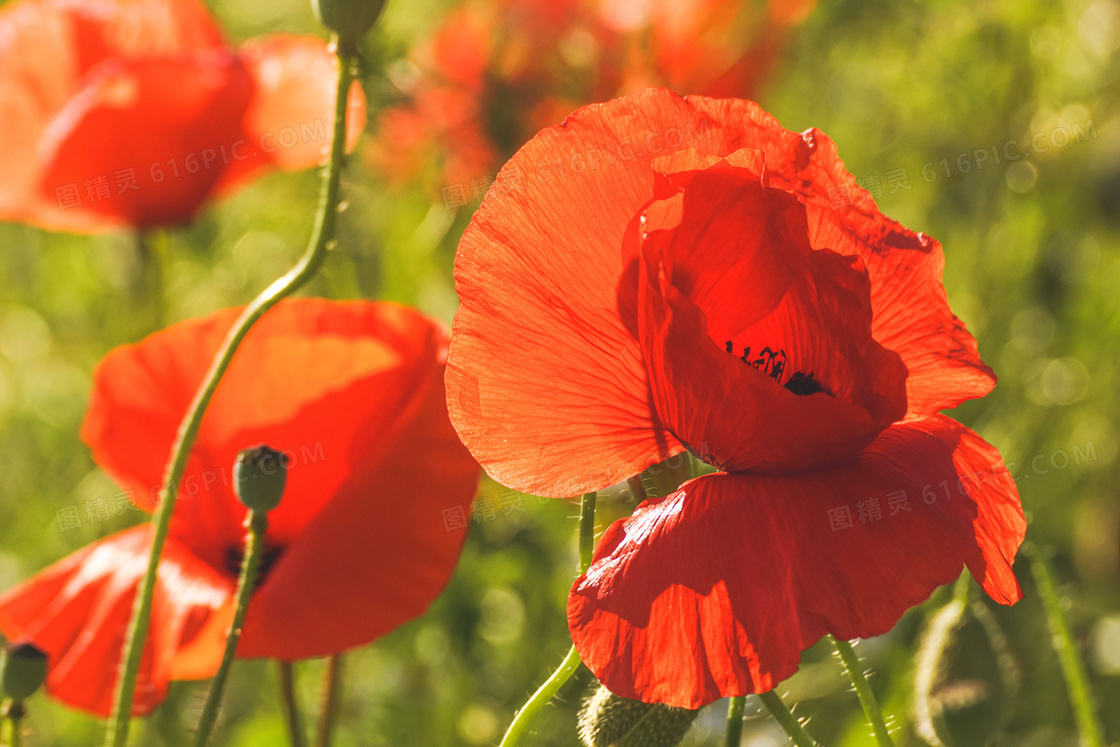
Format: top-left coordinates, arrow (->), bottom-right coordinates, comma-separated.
578,685 -> 698,747
914,596 -> 1019,747
233,445 -> 290,514
312,0 -> 386,50
2,643 -> 48,701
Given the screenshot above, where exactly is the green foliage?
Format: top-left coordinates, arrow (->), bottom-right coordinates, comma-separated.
0,0 -> 1117,744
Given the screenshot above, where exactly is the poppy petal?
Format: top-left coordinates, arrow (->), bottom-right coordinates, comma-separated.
682,95 -> 996,415
0,527 -> 232,716
80,299 -> 480,660
0,0 -> 225,231
634,153 -> 908,471
36,50 -> 254,228
446,91 -> 732,497
237,327 -> 481,659
81,300 -> 464,570
568,414 -> 1024,708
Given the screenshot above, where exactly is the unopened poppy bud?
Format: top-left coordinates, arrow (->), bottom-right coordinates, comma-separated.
233,445 -> 290,513
577,685 -> 697,747
312,0 -> 386,50
914,596 -> 1019,747
2,642 -> 48,701
929,679 -> 997,747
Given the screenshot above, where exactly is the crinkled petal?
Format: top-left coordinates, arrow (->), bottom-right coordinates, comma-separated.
683,95 -> 996,415
634,153 -> 907,471
0,527 -> 232,716
447,90 -> 738,497
568,415 -> 1024,708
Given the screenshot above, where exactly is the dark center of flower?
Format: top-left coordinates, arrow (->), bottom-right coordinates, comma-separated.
724,340 -> 829,396
783,371 -> 825,396
225,543 -> 286,588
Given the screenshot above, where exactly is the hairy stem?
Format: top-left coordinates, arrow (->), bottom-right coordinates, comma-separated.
830,636 -> 894,747
102,42 -> 357,747
1027,542 -> 1104,747
758,691 -> 819,747
498,492 -> 597,747
192,512 -> 269,746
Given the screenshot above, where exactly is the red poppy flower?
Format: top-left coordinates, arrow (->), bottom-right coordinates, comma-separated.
445,88 -> 1025,708
0,299 -> 479,715
0,0 -> 366,233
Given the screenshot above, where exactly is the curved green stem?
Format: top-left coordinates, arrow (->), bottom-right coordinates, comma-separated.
758,691 -> 819,747
1027,542 -> 1105,747
830,636 -> 894,746
499,492 -> 597,747
279,662 -> 307,747
314,655 -> 344,747
192,512 -> 269,746
724,696 -> 745,747
103,42 -> 358,747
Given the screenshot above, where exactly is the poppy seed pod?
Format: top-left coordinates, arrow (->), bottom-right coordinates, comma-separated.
577,686 -> 698,747
234,445 -> 290,513
2,643 -> 48,701
312,0 -> 386,50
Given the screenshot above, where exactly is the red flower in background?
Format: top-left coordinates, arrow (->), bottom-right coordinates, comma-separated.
370,0 -> 815,195
0,0 -> 367,232
0,299 -> 479,715
445,89 -> 1025,708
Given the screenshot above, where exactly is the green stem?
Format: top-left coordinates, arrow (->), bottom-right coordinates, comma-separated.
830,636 -> 894,747
135,230 -> 164,331
626,476 -> 648,504
103,42 -> 358,747
314,655 -> 344,747
279,662 -> 307,747
724,696 -> 745,747
499,492 -> 597,747
758,691 -> 819,747
192,512 -> 269,746
1027,542 -> 1105,747
4,700 -> 23,747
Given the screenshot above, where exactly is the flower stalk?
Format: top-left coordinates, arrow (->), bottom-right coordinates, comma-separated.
758,691 -> 819,747
103,40 -> 358,747
192,510 -> 271,747
1027,542 -> 1104,747
830,636 -> 894,747
3,703 -> 21,747
314,655 -> 344,747
724,696 -> 745,746
499,491 -> 597,747
279,662 -> 308,747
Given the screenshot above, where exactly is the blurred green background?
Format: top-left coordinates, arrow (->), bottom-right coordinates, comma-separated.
1,0 -> 1118,744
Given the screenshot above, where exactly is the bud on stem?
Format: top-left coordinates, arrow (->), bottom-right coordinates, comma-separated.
2,643 -> 48,702
234,445 -> 290,513
312,0 -> 386,52
578,686 -> 698,747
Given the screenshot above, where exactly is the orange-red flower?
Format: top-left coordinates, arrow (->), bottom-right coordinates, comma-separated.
0,299 -> 479,715
370,0 -> 813,193
0,0 -> 366,233
445,88 -> 1025,708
